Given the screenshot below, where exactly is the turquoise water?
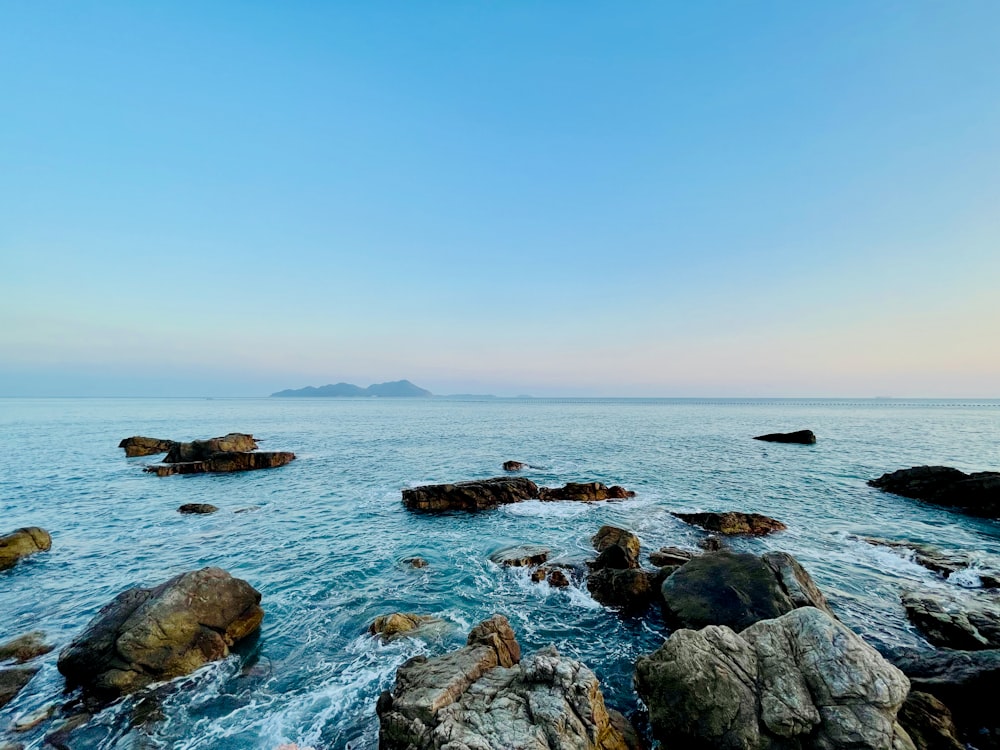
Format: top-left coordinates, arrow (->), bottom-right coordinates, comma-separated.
1,397 -> 999,749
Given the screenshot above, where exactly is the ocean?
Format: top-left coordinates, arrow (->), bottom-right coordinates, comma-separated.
1,397 -> 999,749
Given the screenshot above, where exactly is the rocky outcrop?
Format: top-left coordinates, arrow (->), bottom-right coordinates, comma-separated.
178,503 -> 219,514
649,546 -> 695,567
489,544 -> 550,567
897,691 -> 963,750
672,511 -> 786,536
0,527 -> 52,571
503,460 -> 526,471
860,537 -> 1000,588
660,551 -> 833,631
146,451 -> 294,476
57,567 -> 263,700
586,526 -> 660,612
0,632 -> 53,663
868,466 -> 1000,518
402,477 -> 539,511
377,614 -> 632,750
531,568 -> 570,587
539,482 -> 635,502
635,607 -> 911,750
0,667 -> 37,708
902,588 -> 1000,650
753,429 -> 817,444
369,613 -> 445,641
591,526 -> 641,570
118,436 -> 176,457
163,433 -> 259,463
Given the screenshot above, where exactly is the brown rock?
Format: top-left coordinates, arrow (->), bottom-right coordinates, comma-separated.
0,632 -> 53,663
402,477 -> 539,512
178,504 -> 219,514
404,557 -> 428,569
369,613 -> 445,641
591,525 -> 641,570
898,691 -> 964,750
0,667 -> 37,709
145,451 -> 295,476
163,433 -> 259,463
539,482 -> 636,502
118,436 -> 176,457
547,569 -> 570,587
502,460 -> 526,471
0,528 -> 52,572
672,511 -> 786,536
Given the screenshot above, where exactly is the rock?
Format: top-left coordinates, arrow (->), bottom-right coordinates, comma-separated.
404,557 -> 428,569
886,648 -> 1000,748
146,451 -> 295,476
635,607 -> 910,750
118,436 -> 176,457
699,535 -> 725,551
57,567 -> 263,700
591,526 -> 641,570
178,503 -> 219,514
660,550 -> 833,631
539,482 -> 636,502
868,466 -> 1000,518
0,632 -> 53,664
546,569 -> 570,588
163,433 -> 259,463
901,588 -> 1000,650
377,614 -> 632,750
753,429 -> 817,444
402,477 -> 539,511
588,568 -> 657,613
860,537 -> 1000,588
369,613 -> 445,641
0,528 -> 52,572
649,546 -> 695,567
12,702 -> 55,731
0,667 -> 37,708
672,511 -> 786,536
490,544 -> 550,567
897,691 -> 963,750
0,741 -> 24,750
43,713 -> 91,750
502,460 -> 526,471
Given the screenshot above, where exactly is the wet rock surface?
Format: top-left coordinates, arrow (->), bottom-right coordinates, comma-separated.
377,614 -> 632,750
539,482 -> 635,502
0,527 -> 52,572
648,546 -> 695,567
660,550 -> 833,630
402,477 -> 540,511
901,588 -> 1000,649
0,667 -> 37,709
898,691 -> 963,750
672,511 -> 787,536
57,567 -> 264,700
502,460 -> 526,471
489,544 -> 549,567
146,451 -> 295,476
860,537 -> 1000,588
591,526 -> 641,570
0,631 -> 53,664
869,466 -> 1000,518
753,429 -> 817,444
178,503 -> 219,514
163,433 -> 259,463
118,436 -> 176,457
369,613 -> 446,641
635,607 -> 911,750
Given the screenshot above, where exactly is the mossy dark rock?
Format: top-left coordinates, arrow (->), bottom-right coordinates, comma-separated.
539,482 -> 635,502
869,466 -> 1000,518
402,477 -> 539,511
178,504 -> 219,514
753,429 -> 817,444
898,691 -> 964,750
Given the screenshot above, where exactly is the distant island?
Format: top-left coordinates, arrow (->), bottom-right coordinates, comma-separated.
271,379 -> 434,398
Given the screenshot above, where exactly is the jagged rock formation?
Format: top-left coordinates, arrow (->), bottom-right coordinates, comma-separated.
58,567 -> 263,700
902,588 -> 1000,649
146,451 -> 294,476
672,511 -> 786,536
402,477 -> 540,511
163,433 -> 259,463
118,436 -> 176,457
377,614 -> 634,750
538,482 -> 635,502
753,429 -> 817,444
660,550 -> 833,630
635,607 -> 911,749
869,466 -> 1000,518
0,527 -> 52,571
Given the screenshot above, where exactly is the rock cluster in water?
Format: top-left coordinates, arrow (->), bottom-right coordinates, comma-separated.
869,465 -> 1000,518
118,432 -> 296,476
376,614 -> 637,750
672,510 -> 787,536
402,477 -> 635,511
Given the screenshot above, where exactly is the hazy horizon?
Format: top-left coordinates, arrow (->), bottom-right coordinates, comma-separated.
3,3 -> 999,399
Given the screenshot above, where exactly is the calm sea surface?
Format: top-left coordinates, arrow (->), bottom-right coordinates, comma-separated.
1,397 -> 999,749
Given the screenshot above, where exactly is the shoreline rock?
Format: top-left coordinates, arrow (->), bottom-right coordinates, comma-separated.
402,477 -> 539,511
0,632 -> 53,664
145,451 -> 295,476
0,527 -> 52,572
753,429 -> 816,444
869,466 -> 1000,518
539,482 -> 635,502
118,436 -> 176,457
672,511 -> 786,536
902,588 -> 1000,650
0,667 -> 37,709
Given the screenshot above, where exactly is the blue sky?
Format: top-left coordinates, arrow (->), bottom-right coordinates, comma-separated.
2,2 -> 998,396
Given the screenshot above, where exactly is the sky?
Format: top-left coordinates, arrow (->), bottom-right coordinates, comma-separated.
2,2 -> 999,397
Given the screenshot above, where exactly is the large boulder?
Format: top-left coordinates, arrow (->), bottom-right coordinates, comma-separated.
57,567 -> 263,700
672,511 -> 786,536
539,482 -> 635,502
588,568 -> 658,613
902,588 -> 1000,650
635,607 -> 911,750
402,477 -> 539,511
591,526 -> 641,570
868,466 -> 1000,518
0,527 -> 52,571
163,433 -> 259,463
146,451 -> 294,476
660,551 -> 833,631
377,614 -> 633,750
118,436 -> 176,457
753,429 -> 817,444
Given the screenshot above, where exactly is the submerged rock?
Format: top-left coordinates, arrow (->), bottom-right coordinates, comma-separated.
404,557 -> 428,569
146,451 -> 295,476
902,588 -> 1000,650
869,466 -> 1000,518
860,537 -> 1000,588
369,613 -> 445,641
660,550 -> 833,631
0,667 -> 37,709
753,429 -> 817,444
118,436 -> 176,457
377,614 -> 633,750
0,632 -> 53,664
489,544 -> 549,567
502,460 -> 526,471
0,527 -> 52,572
163,433 -> 259,463
402,477 -> 539,511
539,482 -> 635,502
178,503 -> 219,514
635,607 -> 910,750
672,511 -> 786,536
58,567 -> 263,700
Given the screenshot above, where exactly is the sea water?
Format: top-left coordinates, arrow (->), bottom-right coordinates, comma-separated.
1,397 -> 999,749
